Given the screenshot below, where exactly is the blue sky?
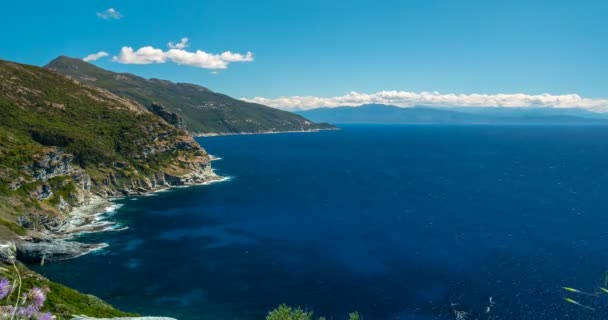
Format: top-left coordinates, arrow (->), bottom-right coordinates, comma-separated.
2,0 -> 607,108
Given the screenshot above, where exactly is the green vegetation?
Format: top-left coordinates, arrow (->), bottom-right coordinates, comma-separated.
267,305 -> 314,320
0,218 -> 26,236
0,59 -> 210,239
45,56 -> 335,134
0,242 -> 133,318
16,264 -> 136,318
266,304 -> 362,320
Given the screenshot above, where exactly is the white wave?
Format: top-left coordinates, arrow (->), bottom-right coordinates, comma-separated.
201,176 -> 232,185
104,204 -> 124,214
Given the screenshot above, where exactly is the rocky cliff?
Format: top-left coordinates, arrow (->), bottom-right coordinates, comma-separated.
0,59 -> 218,249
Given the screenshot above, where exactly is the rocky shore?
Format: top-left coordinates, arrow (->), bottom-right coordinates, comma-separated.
196,127 -> 339,137
15,170 -> 224,263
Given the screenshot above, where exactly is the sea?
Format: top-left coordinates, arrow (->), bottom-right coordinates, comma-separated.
31,125 -> 608,320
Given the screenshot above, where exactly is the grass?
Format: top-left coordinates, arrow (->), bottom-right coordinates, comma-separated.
0,258 -> 135,318
0,218 -> 26,236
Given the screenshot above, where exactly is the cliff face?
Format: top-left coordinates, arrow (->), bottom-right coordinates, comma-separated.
0,59 -> 216,240
147,103 -> 187,131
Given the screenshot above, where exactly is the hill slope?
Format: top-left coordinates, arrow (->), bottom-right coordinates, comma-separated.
0,59 -> 216,240
297,104 -> 608,125
45,56 -> 334,135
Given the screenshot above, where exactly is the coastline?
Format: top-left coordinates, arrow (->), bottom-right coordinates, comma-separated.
195,127 -> 339,138
16,127 -> 328,263
16,172 -> 228,263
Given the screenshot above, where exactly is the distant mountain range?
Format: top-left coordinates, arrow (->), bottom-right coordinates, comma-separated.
45,56 -> 334,135
296,104 -> 608,125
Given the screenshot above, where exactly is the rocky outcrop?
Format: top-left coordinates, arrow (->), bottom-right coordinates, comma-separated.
26,149 -> 73,181
15,238 -> 107,263
11,141 -> 217,260
147,103 -> 187,131
11,148 -> 93,214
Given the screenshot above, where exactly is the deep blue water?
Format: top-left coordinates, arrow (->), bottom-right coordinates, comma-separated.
32,125 -> 608,319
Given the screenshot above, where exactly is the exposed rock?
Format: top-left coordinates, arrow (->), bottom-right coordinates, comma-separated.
148,103 -> 187,131
17,215 -> 32,229
15,239 -> 107,263
56,195 -> 69,212
25,149 -> 74,181
37,183 -> 53,200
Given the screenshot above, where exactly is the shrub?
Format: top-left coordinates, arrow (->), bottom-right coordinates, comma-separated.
266,304 -> 361,320
266,304 -> 313,320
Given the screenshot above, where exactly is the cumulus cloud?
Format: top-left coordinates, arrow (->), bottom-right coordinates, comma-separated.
242,91 -> 608,112
83,51 -> 109,62
220,51 -> 254,62
97,8 -> 123,20
114,46 -> 166,64
168,38 -> 190,49
112,38 -> 254,69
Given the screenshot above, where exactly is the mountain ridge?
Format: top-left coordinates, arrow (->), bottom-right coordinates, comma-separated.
296,104 -> 608,125
45,56 -> 334,135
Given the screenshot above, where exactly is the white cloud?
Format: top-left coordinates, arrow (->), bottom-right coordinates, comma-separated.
83,51 -> 109,62
168,38 -> 190,49
220,51 -> 254,62
112,38 -> 254,70
97,8 -> 123,20
113,46 -> 166,64
165,49 -> 227,69
242,91 -> 608,112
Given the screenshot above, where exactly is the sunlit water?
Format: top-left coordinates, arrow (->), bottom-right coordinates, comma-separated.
32,125 -> 608,319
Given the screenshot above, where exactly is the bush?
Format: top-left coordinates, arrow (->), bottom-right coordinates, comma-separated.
266,304 -> 361,320
267,305 -> 313,320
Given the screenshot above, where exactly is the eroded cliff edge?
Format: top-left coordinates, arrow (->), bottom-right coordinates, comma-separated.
0,59 -> 219,260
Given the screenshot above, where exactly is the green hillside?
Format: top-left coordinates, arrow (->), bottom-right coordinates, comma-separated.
0,59 -> 213,238
45,56 -> 334,135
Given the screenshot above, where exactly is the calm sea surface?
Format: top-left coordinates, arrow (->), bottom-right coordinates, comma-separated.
32,125 -> 608,319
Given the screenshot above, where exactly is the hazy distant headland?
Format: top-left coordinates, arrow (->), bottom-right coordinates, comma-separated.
296,104 -> 608,125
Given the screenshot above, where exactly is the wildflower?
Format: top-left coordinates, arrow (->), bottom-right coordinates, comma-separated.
14,286 -> 48,318
17,304 -> 39,318
0,278 -> 10,300
37,313 -> 53,320
28,287 -> 47,310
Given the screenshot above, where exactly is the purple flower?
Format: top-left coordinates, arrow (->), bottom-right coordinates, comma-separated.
37,312 -> 53,320
16,287 -> 48,317
28,287 -> 47,310
0,278 -> 10,300
17,304 -> 39,318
